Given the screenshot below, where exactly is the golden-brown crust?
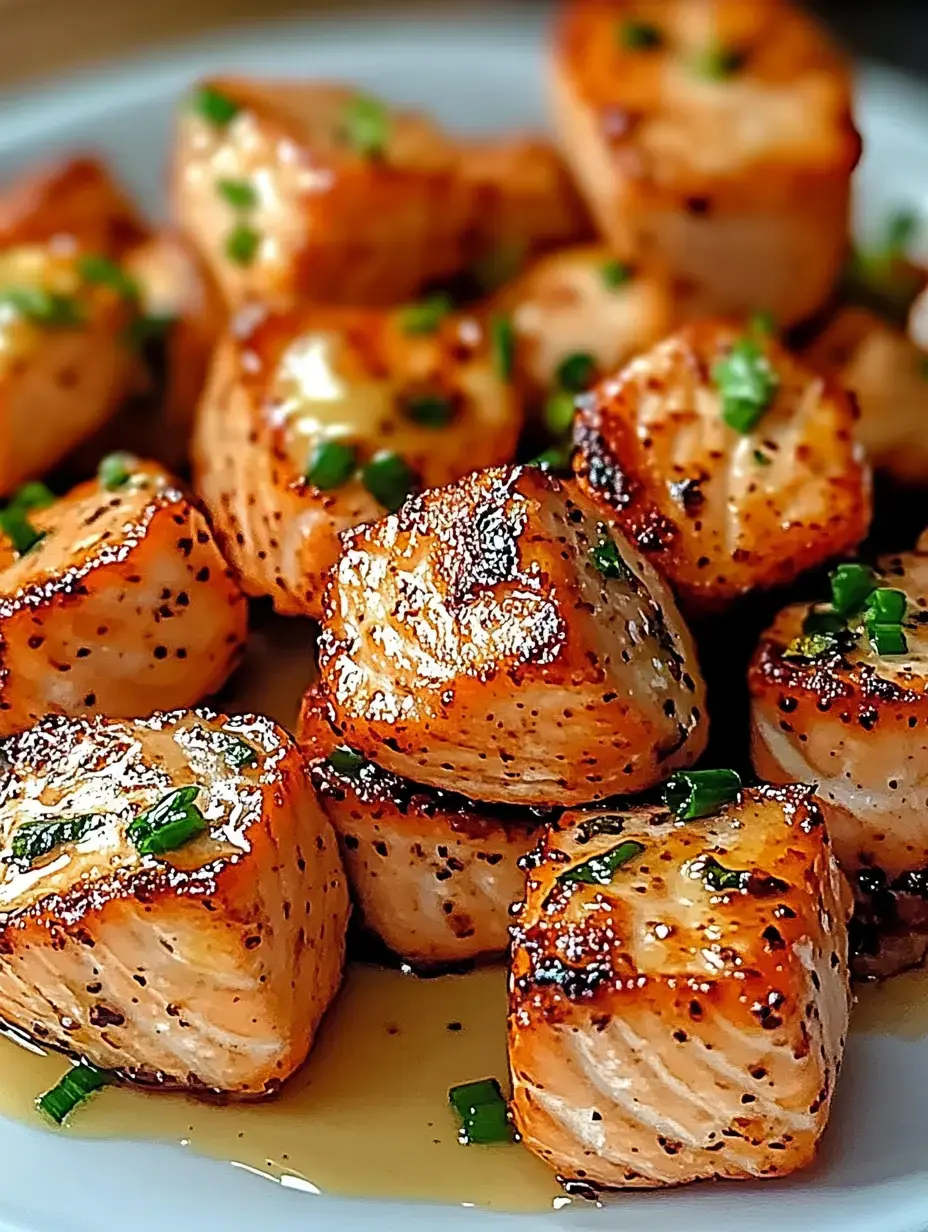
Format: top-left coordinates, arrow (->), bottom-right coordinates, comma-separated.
550,0 -> 859,322
509,786 -> 851,1186
317,464 -> 707,805
0,156 -> 148,254
193,302 -> 521,619
573,319 -> 871,613
0,708 -> 349,1095
0,462 -> 247,734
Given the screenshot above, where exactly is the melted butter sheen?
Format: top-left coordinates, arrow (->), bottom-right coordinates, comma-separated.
0,965 -> 560,1211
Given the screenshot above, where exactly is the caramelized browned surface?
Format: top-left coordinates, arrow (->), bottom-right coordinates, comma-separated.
317,465 -> 707,806
0,462 -> 247,734
0,708 -> 348,1095
193,302 -> 521,619
509,787 -> 851,1185
574,319 -> 871,613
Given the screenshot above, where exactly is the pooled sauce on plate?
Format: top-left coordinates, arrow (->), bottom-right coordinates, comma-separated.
0,614 -> 919,1212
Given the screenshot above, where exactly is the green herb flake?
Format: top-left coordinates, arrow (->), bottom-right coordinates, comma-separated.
125,312 -> 176,354
225,224 -> 261,267
397,293 -> 453,337
37,1061 -> 112,1126
693,43 -> 746,81
305,439 -> 357,491
0,286 -> 84,329
700,854 -> 751,893
543,390 -> 576,438
663,768 -> 742,822
618,19 -> 663,50
590,529 -> 628,580
868,624 -> 908,656
127,785 -> 208,857
217,732 -> 259,770
326,746 -> 366,777
885,209 -> 919,257
712,337 -> 779,433
341,94 -> 390,158
753,449 -> 772,467
802,605 -> 846,637
829,562 -> 877,616
601,258 -> 632,290
557,839 -> 645,887
11,482 -> 54,511
402,392 -> 455,428
865,587 -> 907,625
216,178 -> 259,211
97,451 -> 137,491
555,351 -> 597,393
783,631 -> 840,661
490,314 -> 515,381
190,84 -> 241,127
529,442 -> 573,473
449,1078 -> 512,1146
0,506 -> 45,556
78,254 -> 139,301
362,451 -> 416,512
10,814 -> 106,869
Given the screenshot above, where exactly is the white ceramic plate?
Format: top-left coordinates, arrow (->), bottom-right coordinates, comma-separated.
0,6 -> 927,1231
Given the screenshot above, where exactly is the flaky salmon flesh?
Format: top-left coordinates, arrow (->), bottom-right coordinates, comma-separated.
0,708 -> 349,1095
509,786 -> 852,1188
0,461 -> 247,735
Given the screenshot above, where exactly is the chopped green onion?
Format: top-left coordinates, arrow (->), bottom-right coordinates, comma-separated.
555,351 -> 597,393
693,43 -> 745,80
217,732 -> 258,770
490,314 -> 515,381
543,390 -> 576,437
753,449 -> 772,467
865,587 -> 907,625
0,506 -> 44,556
402,392 -> 455,427
601,258 -> 632,289
216,178 -> 258,211
556,839 -> 645,886
664,768 -> 742,821
712,337 -> 779,433
37,1061 -> 111,1126
449,1078 -> 512,1146
361,451 -> 415,512
341,94 -> 390,158
750,309 -> 776,336
397,293 -> 453,336
829,562 -> 877,615
127,785 -> 207,857
590,529 -> 628,579
618,19 -> 663,50
10,814 -> 106,869
11,482 -> 54,511
77,254 -> 139,301
802,605 -> 846,637
190,84 -> 241,127
97,451 -> 136,491
305,440 -> 357,490
783,631 -> 839,661
700,854 -> 751,893
0,286 -> 84,328
326,746 -> 366,777
530,442 -> 572,473
868,624 -> 908,656
225,224 -> 260,267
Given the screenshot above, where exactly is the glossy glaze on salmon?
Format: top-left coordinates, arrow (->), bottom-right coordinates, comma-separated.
0,244 -> 140,495
806,307 -> 928,487
0,708 -> 349,1095
172,79 -> 588,309
509,786 -> 851,1187
193,301 -> 521,619
749,537 -> 928,977
550,0 -> 859,324
0,461 -> 247,735
299,687 -> 546,967
317,465 -> 708,806
573,319 -> 871,614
